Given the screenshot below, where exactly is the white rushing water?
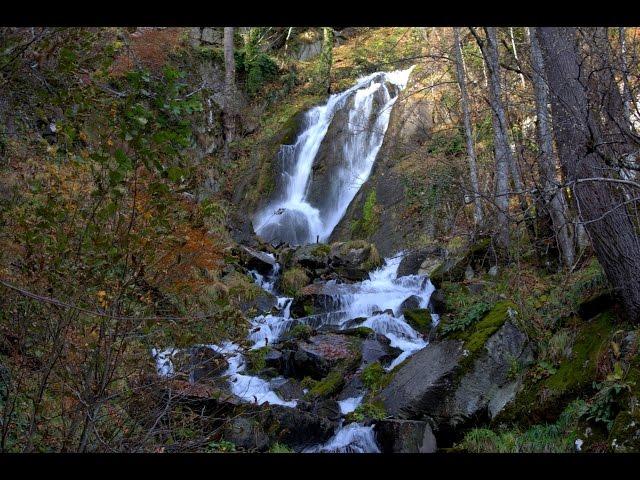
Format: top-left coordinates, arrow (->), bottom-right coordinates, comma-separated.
303,422 -> 381,453
253,67 -> 414,246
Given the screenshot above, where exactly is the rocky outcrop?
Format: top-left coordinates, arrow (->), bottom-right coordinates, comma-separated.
172,346 -> 229,384
378,302 -> 533,443
328,241 -> 382,281
375,419 -> 437,453
222,417 -> 269,451
329,68 -> 435,256
285,333 -> 361,379
238,245 -> 277,275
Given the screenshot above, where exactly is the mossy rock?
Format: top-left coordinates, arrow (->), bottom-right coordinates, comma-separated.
496,311 -> 616,427
340,326 -> 376,338
245,346 -> 271,374
448,301 -> 516,371
305,370 -> 345,399
280,267 -> 310,297
429,238 -> 491,288
403,308 -> 433,335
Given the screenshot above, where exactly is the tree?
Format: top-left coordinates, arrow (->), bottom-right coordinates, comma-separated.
537,26 -> 640,321
453,27 -> 483,225
527,27 -> 575,267
318,27 -> 334,94
471,27 -> 516,253
223,27 -> 237,164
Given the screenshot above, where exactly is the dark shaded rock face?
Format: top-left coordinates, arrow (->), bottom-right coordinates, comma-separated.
239,245 -> 277,275
271,377 -> 306,402
189,347 -> 229,383
289,333 -> 360,379
289,283 -> 343,319
379,339 -> 465,419
361,335 -> 401,367
328,241 -> 382,281
264,404 -> 336,449
222,417 -> 269,451
378,320 -> 532,444
445,321 -> 534,425
397,247 -> 445,278
375,419 -> 437,453
399,295 -> 421,314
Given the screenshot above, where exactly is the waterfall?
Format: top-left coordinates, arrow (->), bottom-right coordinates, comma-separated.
253,67 -> 414,245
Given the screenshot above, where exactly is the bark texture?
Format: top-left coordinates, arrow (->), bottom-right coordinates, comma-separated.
537,26 -> 640,321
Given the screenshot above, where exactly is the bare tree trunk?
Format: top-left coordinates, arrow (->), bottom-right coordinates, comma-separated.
528,27 -> 576,267
319,27 -> 334,94
223,27 -> 236,164
537,26 -> 640,321
472,27 -> 514,253
453,27 -> 484,225
510,27 -> 526,88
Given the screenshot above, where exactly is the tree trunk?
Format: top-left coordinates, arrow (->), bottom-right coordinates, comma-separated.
318,27 -> 334,94
528,27 -> 576,267
537,26 -> 640,321
223,27 -> 237,164
473,27 -> 514,253
453,27 -> 484,226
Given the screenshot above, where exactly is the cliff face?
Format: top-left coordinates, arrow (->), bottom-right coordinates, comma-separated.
329,68 -> 436,256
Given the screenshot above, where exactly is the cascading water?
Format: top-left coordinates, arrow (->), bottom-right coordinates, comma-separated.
253,67 -> 414,246
151,68 -> 442,453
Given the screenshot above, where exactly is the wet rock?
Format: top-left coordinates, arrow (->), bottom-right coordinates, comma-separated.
379,316 -> 533,441
399,295 -> 422,315
378,339 -> 464,419
375,419 -> 437,453
222,417 -> 269,451
578,292 -> 614,321
264,404 -> 336,449
336,375 -> 365,401
264,349 -> 285,371
361,335 -> 401,366
290,333 -> 361,379
289,283 -> 343,318
429,289 -> 446,313
173,346 -> 229,383
328,241 -> 382,281
303,398 -> 342,422
397,247 -> 445,278
238,245 -> 277,275
403,308 -> 433,335
271,377 -> 305,402
292,243 -> 331,272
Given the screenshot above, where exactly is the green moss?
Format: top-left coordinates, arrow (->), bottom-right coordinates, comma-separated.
454,301 -> 515,355
287,324 -> 312,341
403,308 -> 433,334
350,189 -> 380,239
343,326 -> 375,338
306,370 -> 344,399
361,362 -> 390,392
311,244 -> 331,257
497,311 -> 616,427
345,401 -> 387,422
280,267 -> 309,297
269,442 -> 294,453
245,346 -> 271,374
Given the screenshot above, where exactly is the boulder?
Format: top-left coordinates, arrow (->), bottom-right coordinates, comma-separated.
361,335 -> 402,367
172,346 -> 229,383
271,377 -> 305,402
403,308 -> 433,335
399,295 -> 421,315
290,333 -> 361,379
379,307 -> 533,442
238,288 -> 278,316
238,245 -> 277,275
375,419 -> 437,453
292,243 -> 331,272
397,247 -> 445,278
429,289 -> 446,313
264,404 -> 336,449
222,417 -> 269,451
289,283 -> 343,318
428,238 -> 491,288
378,339 -> 465,419
328,241 -> 382,281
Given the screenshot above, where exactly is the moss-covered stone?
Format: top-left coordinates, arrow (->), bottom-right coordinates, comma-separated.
280,267 -> 310,297
496,311 -> 616,427
403,308 -> 433,334
306,370 -> 345,399
245,346 -> 271,374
